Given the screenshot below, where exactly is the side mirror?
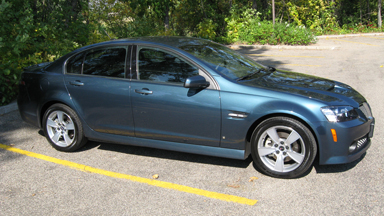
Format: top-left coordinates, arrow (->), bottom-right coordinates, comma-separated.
184,75 -> 210,89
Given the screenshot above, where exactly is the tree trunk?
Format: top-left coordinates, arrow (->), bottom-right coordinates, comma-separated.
367,0 -> 370,22
65,0 -> 77,27
200,0 -> 208,18
32,0 -> 38,18
261,0 -> 268,10
86,0 -> 89,25
164,4 -> 170,30
272,0 -> 275,25
379,0 -> 382,28
360,0 -> 362,23
72,0 -> 81,23
252,0 -> 257,10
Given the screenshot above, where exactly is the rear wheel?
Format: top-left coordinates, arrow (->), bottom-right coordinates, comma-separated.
43,104 -> 87,152
251,117 -> 317,178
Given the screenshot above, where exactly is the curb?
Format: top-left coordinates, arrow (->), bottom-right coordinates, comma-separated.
229,44 -> 340,50
0,100 -> 18,116
317,32 -> 384,39
229,32 -> 384,50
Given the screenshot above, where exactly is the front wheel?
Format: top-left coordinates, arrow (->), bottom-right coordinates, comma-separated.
251,117 -> 317,179
42,104 -> 87,152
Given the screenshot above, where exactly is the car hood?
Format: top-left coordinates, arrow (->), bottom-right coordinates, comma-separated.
242,70 -> 366,105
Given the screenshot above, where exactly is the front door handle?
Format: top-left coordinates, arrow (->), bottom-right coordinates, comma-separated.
135,88 -> 153,95
69,80 -> 84,86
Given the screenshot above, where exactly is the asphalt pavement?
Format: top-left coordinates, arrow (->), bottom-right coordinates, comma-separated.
1,34 -> 384,215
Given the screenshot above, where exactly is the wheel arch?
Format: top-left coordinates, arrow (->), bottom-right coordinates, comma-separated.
245,113 -> 320,160
38,100 -> 76,128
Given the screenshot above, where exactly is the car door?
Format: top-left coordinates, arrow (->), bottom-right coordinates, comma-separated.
64,45 -> 135,136
130,45 -> 221,147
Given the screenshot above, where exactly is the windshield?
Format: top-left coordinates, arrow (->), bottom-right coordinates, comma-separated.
179,42 -> 265,80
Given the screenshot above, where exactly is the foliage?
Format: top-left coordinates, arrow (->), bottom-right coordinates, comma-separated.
127,0 -> 176,30
0,0 -> 38,105
336,0 -> 381,27
323,22 -> 384,35
226,5 -> 316,45
225,5 -> 261,43
241,21 -> 317,45
196,19 -> 218,40
286,0 -> 339,34
0,0 -> 383,106
0,0 -> 96,106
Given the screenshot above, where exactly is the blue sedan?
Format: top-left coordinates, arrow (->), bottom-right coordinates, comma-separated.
17,37 -> 375,178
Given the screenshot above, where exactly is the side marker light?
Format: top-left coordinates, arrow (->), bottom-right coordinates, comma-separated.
331,129 -> 337,142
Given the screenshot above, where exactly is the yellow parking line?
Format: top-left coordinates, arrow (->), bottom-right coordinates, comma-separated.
330,39 -> 378,46
0,144 -> 257,206
248,54 -> 325,58
361,35 -> 384,40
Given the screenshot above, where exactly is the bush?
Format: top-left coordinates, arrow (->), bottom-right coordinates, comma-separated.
195,19 -> 218,40
225,5 -> 261,43
0,0 -> 94,106
321,22 -> 384,35
225,5 -> 316,45
239,21 -> 316,45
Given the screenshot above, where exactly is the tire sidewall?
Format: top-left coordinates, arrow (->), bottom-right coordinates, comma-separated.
251,117 -> 316,179
42,104 -> 85,152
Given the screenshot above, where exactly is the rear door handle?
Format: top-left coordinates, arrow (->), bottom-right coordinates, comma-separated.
69,80 -> 84,86
135,88 -> 153,95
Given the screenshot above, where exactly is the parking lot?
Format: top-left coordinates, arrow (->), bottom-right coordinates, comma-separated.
1,34 -> 383,215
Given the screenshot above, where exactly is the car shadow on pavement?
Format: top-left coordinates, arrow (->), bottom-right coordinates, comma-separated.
313,153 -> 366,174
80,139 -> 367,175
82,140 -> 253,169
39,130 -> 367,176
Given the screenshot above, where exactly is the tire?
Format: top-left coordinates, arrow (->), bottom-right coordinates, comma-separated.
251,117 -> 317,179
42,104 -> 87,152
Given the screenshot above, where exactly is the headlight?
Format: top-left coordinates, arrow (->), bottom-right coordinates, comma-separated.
321,106 -> 359,122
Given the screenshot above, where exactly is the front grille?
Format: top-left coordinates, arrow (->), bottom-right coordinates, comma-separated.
356,137 -> 367,149
359,102 -> 372,119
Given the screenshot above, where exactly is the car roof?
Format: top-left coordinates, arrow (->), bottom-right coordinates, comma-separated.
45,36 -> 216,73
78,36 -> 216,51
120,36 -> 214,48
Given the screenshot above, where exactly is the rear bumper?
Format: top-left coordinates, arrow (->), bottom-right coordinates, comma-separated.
17,90 -> 40,128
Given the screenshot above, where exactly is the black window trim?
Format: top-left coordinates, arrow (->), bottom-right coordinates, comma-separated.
130,45 -> 137,80
126,45 -> 132,79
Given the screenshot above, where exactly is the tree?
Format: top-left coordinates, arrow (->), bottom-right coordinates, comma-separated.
127,0 -> 176,31
0,0 -> 91,106
379,0 -> 383,28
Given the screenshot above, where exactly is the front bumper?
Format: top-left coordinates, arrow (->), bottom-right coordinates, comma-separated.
318,117 -> 375,165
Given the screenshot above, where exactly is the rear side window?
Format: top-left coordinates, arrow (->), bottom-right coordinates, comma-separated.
66,46 -> 127,78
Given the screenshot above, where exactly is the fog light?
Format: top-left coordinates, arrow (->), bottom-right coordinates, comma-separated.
349,143 -> 357,153
331,129 -> 337,142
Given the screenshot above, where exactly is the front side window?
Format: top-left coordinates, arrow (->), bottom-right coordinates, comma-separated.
67,53 -> 84,74
137,47 -> 199,84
